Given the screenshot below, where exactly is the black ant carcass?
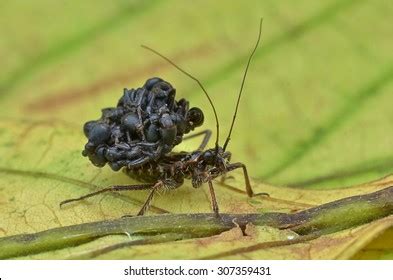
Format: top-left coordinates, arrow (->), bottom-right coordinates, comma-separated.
82,77 -> 206,172
61,19 -> 266,216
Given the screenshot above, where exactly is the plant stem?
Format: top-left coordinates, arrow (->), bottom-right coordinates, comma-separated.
0,186 -> 392,259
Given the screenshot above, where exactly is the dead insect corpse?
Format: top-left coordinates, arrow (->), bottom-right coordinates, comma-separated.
82,77 -> 205,171
61,19 -> 266,216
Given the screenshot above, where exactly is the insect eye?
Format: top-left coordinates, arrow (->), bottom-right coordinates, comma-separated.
202,150 -> 214,163
188,107 -> 204,127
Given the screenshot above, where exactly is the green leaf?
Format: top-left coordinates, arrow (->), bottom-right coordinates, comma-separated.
1,0 -> 392,259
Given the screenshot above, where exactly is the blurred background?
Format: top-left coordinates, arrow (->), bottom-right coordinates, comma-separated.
1,0 -> 393,190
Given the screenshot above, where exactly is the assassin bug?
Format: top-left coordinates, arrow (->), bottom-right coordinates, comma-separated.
61,19 -> 266,216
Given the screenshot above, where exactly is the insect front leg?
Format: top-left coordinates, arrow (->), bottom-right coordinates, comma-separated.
220,152 -> 233,184
227,162 -> 269,197
182,129 -> 212,150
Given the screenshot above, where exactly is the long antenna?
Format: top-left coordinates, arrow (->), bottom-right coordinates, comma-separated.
141,45 -> 220,151
223,18 -> 263,151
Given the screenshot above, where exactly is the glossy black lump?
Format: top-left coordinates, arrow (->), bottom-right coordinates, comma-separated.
82,77 -> 204,171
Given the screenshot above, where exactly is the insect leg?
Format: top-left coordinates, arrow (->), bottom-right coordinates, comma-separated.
227,162 -> 269,197
137,181 -> 164,216
59,183 -> 155,207
136,88 -> 147,140
208,180 -> 220,216
125,155 -> 151,168
220,153 -> 233,184
182,129 -> 212,150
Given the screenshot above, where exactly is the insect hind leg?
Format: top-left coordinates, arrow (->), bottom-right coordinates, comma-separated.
59,183 -> 156,208
136,181 -> 164,216
227,162 -> 269,198
182,129 -> 212,150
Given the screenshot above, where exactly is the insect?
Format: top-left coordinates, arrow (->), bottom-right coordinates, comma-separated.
61,18 -> 267,216
82,77 -> 206,171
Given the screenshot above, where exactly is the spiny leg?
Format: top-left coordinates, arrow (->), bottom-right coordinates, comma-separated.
137,181 -> 164,216
208,180 -> 220,216
59,183 -> 155,207
183,129 -> 212,150
227,162 -> 269,197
